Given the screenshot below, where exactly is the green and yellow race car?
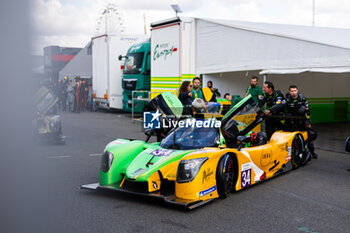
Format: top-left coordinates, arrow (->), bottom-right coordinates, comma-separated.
81,93 -> 313,209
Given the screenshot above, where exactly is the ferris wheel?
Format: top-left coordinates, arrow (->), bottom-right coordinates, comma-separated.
95,3 -> 125,34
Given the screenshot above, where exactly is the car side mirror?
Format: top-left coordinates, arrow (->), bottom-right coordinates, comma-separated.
145,129 -> 156,142
118,55 -> 128,61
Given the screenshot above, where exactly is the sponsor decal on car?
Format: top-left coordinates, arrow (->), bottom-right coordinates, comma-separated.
279,143 -> 288,152
150,149 -> 174,157
260,151 -> 272,167
286,155 -> 292,161
202,168 -> 213,184
131,168 -> 148,178
199,185 -> 216,197
241,151 -> 265,182
152,181 -> 158,189
241,163 -> 251,188
287,146 -> 291,156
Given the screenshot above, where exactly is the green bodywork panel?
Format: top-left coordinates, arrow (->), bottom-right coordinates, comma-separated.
161,91 -> 184,118
125,147 -> 194,182
99,139 -> 146,185
99,139 -> 194,185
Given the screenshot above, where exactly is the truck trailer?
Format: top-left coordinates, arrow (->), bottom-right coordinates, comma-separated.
91,34 -> 147,110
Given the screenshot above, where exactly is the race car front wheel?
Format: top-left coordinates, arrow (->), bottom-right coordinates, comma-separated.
291,134 -> 306,169
216,153 -> 235,198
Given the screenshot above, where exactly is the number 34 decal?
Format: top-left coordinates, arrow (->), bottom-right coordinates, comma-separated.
241,163 -> 251,188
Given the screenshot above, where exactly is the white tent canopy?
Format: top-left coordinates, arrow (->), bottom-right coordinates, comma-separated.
260,66 -> 350,75
195,18 -> 350,75
59,42 -> 92,79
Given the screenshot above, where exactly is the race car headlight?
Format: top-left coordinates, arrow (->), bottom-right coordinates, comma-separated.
100,151 -> 114,173
176,158 -> 208,183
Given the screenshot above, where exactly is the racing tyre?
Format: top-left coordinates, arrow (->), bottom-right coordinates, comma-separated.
216,154 -> 235,198
345,136 -> 350,152
291,134 -> 306,169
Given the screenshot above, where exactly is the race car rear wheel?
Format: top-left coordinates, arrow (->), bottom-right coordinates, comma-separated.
216,153 -> 235,198
291,134 -> 306,169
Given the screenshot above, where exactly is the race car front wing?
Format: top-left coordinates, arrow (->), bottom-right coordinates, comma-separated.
80,182 -> 214,210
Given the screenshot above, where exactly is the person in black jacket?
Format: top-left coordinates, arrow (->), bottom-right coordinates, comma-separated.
284,85 -> 317,158
178,81 -> 193,116
259,81 -> 285,139
207,81 -> 221,102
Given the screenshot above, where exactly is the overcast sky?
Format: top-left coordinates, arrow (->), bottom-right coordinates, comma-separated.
32,0 -> 350,55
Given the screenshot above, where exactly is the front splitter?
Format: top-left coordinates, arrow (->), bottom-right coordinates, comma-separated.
80,183 -> 214,209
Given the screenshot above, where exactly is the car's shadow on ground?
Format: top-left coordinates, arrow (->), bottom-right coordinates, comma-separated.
79,187 -> 216,212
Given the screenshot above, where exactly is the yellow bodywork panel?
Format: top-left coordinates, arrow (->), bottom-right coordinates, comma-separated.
175,148 -> 223,201
172,130 -> 308,201
148,171 -> 161,192
159,161 -> 179,181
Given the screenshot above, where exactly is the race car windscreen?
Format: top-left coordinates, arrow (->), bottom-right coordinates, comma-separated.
123,52 -> 144,74
160,120 -> 220,150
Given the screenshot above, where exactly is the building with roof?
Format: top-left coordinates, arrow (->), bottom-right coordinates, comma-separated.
59,42 -> 92,80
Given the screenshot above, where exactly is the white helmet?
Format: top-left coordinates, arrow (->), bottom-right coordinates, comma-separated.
192,98 -> 205,109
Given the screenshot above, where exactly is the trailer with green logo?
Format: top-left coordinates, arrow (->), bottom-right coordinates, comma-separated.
150,17 -> 196,99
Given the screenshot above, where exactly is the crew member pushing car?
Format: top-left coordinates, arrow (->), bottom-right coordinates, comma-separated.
259,81 -> 285,140
284,85 -> 317,159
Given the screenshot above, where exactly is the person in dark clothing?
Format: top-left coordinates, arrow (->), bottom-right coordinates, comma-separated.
80,80 -> 86,112
284,85 -> 318,159
207,81 -> 221,102
55,80 -> 63,110
178,81 -> 193,116
66,80 -> 75,112
74,77 -> 81,113
259,81 -> 285,140
61,77 -> 68,111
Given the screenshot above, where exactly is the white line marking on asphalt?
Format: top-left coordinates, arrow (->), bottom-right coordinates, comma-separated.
89,153 -> 102,156
48,155 -> 71,159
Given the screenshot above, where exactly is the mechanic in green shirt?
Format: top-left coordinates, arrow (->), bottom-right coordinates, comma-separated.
191,77 -> 204,100
245,76 -> 263,104
191,77 -> 207,112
